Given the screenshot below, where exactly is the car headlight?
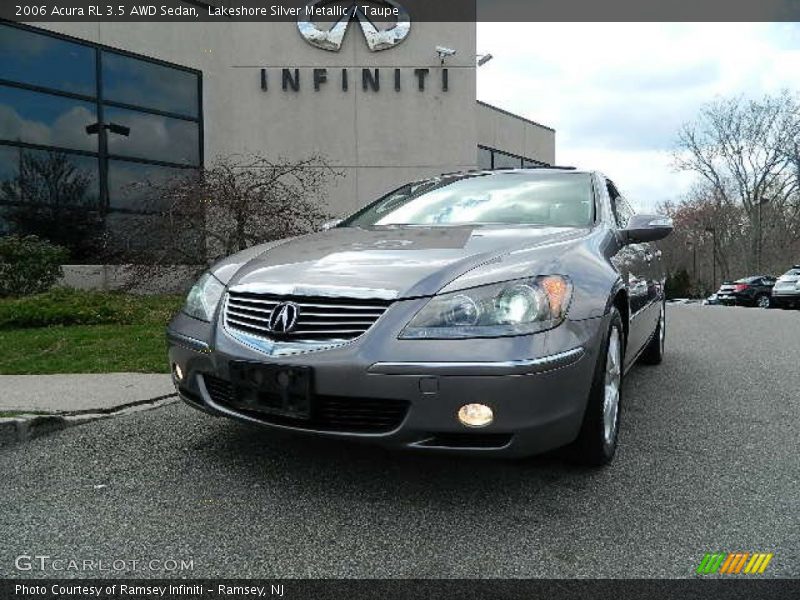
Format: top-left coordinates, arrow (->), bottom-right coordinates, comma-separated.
183,272 -> 225,322
400,275 -> 573,339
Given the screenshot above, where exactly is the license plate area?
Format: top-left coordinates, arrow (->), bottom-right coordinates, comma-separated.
228,362 -> 313,419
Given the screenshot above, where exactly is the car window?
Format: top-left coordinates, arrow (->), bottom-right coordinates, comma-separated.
342,172 -> 595,228
607,180 -> 634,229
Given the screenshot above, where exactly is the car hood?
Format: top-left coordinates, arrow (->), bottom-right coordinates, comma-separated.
226,225 -> 589,299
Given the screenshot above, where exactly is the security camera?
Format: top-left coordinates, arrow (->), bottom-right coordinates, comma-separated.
436,46 -> 457,64
477,53 -> 494,67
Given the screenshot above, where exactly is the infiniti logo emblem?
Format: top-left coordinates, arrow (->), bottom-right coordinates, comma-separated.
298,0 -> 411,52
268,302 -> 300,334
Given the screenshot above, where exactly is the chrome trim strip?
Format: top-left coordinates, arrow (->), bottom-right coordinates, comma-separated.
166,330 -> 210,353
229,283 -> 399,301
368,347 -> 585,376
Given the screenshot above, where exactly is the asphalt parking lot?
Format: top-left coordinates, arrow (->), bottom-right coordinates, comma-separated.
1,304 -> 798,579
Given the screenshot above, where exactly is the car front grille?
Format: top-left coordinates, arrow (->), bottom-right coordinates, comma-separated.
224,291 -> 392,343
202,374 -> 409,434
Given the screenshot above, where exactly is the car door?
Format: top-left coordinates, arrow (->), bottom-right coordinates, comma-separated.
606,180 -> 652,356
619,194 -> 661,341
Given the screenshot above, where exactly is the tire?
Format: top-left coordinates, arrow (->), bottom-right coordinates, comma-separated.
639,301 -> 665,365
570,307 -> 624,467
756,294 -> 772,309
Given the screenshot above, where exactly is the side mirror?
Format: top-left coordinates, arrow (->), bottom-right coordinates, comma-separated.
321,219 -> 342,231
621,214 -> 673,244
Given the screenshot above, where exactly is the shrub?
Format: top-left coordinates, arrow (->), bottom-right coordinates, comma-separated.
0,288 -> 183,330
665,268 -> 693,299
0,235 -> 69,297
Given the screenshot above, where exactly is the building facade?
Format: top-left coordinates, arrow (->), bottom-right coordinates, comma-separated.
0,10 -> 555,268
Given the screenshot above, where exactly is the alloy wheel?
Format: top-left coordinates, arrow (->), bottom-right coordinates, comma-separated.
603,327 -> 622,446
758,295 -> 771,309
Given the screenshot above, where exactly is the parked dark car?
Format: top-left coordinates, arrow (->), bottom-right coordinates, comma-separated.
715,276 -> 776,308
771,266 -> 800,309
167,169 -> 672,465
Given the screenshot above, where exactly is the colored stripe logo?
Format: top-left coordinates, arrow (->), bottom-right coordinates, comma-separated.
696,552 -> 773,575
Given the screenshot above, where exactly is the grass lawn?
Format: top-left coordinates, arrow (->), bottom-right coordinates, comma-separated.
0,324 -> 173,374
0,289 -> 184,375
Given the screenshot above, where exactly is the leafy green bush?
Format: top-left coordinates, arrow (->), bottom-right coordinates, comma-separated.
0,288 -> 183,330
0,235 -> 69,297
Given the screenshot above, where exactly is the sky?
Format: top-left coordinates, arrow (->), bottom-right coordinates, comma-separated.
476,22 -> 800,212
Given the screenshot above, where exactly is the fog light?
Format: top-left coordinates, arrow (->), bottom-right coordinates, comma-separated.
458,403 -> 493,428
172,363 -> 184,382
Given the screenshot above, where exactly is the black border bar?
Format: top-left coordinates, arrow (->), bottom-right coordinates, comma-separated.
3,579 -> 800,600
3,0 -> 800,22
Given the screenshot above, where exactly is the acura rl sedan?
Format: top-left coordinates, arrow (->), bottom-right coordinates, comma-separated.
167,168 -> 672,465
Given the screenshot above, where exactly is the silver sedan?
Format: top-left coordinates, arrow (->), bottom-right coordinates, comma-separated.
167,169 -> 672,465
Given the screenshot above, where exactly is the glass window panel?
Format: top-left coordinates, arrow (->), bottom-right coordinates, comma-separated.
615,197 -> 635,228
344,172 -> 595,228
102,52 -> 199,118
105,106 -> 199,166
0,85 -> 98,151
493,151 -> 523,170
0,145 -> 102,260
478,147 -> 492,170
109,160 -> 199,212
0,24 -> 96,96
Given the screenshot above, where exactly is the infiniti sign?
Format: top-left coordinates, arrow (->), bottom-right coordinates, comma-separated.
298,0 -> 411,52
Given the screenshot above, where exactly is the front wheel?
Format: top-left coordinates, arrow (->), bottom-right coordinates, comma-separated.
756,294 -> 772,309
571,307 -> 624,466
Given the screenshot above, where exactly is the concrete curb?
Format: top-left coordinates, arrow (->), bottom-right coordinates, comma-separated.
0,394 -> 178,446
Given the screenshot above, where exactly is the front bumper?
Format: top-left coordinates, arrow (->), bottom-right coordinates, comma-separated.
166,299 -> 607,458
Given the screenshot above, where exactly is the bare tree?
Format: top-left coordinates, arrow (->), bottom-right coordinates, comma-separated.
674,91 -> 800,272
111,153 -> 343,290
659,184 -> 748,293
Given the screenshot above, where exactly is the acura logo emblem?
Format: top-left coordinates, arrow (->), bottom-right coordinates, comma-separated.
298,0 -> 411,52
268,302 -> 300,334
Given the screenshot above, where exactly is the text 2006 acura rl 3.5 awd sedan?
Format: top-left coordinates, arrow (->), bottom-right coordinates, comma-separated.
167,168 -> 672,465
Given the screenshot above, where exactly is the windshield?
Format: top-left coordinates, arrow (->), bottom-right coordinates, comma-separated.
341,172 -> 595,228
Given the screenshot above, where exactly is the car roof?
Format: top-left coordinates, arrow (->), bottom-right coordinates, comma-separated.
487,167 -> 593,175
442,167 -> 595,178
